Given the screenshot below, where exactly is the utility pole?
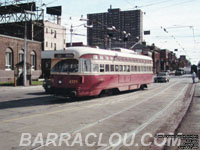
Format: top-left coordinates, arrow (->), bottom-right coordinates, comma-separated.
23,19 -> 27,86
70,25 -> 73,47
109,38 -> 112,49
23,10 -> 35,86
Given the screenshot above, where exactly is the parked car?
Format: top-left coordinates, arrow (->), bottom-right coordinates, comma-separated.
175,70 -> 184,76
154,72 -> 170,83
43,79 -> 54,94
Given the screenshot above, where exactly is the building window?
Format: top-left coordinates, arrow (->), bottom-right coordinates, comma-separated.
51,29 -> 53,34
46,28 -> 48,33
18,49 -> 24,62
54,30 -> 57,38
31,51 -> 36,70
46,42 -> 48,47
54,43 -> 56,50
5,48 -> 13,70
51,43 -> 53,48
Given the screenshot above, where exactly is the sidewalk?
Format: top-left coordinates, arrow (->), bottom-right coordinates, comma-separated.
0,85 -> 42,92
177,82 -> 200,135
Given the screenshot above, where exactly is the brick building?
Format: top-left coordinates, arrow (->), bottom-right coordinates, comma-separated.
179,55 -> 189,68
0,34 -> 41,82
160,49 -> 170,71
168,51 -> 178,71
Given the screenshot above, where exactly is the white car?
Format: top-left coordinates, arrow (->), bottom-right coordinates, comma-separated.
154,72 -> 170,83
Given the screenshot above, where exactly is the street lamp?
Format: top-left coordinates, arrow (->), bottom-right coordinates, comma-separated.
130,36 -> 141,49
69,23 -> 93,47
122,31 -> 131,48
106,26 -> 116,49
107,26 -> 116,31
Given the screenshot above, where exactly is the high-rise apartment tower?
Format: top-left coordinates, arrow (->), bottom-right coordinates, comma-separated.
87,7 -> 143,49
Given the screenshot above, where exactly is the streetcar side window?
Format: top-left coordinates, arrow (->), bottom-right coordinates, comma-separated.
83,59 -> 91,72
105,64 -> 109,72
131,66 -> 134,72
142,66 -> 144,72
111,65 -> 114,72
127,65 -> 130,72
100,64 -> 104,72
119,65 -> 123,72
139,66 -> 141,72
124,65 -> 127,72
115,65 -> 119,72
137,66 -> 140,72
93,64 -> 99,72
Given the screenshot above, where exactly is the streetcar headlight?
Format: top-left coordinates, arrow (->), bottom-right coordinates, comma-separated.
58,80 -> 62,84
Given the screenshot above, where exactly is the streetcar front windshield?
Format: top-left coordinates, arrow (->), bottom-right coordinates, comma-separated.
51,59 -> 79,73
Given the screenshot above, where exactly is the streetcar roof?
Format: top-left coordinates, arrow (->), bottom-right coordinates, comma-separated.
54,47 -> 152,60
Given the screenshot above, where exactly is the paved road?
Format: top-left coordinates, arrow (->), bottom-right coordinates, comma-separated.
0,76 -> 195,150
166,82 -> 200,150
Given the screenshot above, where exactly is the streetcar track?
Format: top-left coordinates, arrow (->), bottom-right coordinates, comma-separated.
31,81 -> 180,150
0,80 -> 179,124
98,84 -> 189,150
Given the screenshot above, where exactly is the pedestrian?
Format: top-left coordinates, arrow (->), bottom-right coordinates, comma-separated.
192,71 -> 196,83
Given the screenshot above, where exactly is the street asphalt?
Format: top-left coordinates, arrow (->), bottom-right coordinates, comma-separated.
0,76 -> 199,150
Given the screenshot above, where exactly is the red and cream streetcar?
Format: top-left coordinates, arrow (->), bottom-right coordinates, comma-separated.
49,47 -> 153,97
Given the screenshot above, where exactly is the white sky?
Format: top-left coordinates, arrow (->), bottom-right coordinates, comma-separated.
41,0 -> 200,65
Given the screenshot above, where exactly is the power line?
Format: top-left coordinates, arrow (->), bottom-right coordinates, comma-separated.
134,0 -> 170,9
144,12 -> 192,60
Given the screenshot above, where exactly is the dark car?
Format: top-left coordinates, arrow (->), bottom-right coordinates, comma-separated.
43,79 -> 54,94
154,72 -> 170,83
175,70 -> 184,76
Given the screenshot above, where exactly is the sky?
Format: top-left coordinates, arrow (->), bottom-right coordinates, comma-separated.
40,0 -> 200,65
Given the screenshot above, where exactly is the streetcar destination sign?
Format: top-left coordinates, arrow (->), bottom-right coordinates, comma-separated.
54,53 -> 74,58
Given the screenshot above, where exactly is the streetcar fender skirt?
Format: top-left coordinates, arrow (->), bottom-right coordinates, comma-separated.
77,89 -> 102,97
129,84 -> 138,90
118,86 -> 129,91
